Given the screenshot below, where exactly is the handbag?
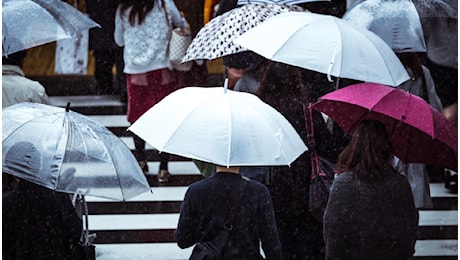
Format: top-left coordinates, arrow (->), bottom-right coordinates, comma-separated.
304,103 -> 336,222
162,1 -> 193,72
190,177 -> 249,260
169,27 -> 193,71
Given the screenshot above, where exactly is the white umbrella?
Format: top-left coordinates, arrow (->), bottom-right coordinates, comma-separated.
2,0 -> 99,56
2,102 -> 151,201
128,86 -> 307,167
182,3 -> 305,63
237,0 -> 329,4
234,12 -> 410,86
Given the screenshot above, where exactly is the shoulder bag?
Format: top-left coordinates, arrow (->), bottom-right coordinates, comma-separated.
162,1 -> 193,71
304,103 -> 336,223
189,177 -> 249,260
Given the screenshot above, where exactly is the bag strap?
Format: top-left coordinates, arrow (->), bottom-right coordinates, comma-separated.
198,176 -> 249,243
303,103 -> 321,179
223,176 -> 249,231
303,103 -> 316,150
161,0 -> 172,29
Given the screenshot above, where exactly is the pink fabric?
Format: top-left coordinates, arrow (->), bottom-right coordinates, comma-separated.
313,82 -> 458,171
126,69 -> 179,123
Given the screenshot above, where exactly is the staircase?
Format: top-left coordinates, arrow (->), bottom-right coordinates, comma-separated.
48,93 -> 457,260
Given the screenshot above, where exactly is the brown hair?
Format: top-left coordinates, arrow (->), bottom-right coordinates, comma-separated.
119,0 -> 157,26
336,120 -> 396,178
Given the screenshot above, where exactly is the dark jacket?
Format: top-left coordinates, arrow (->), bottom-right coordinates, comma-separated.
175,172 -> 282,260
323,171 -> 418,260
86,0 -> 123,50
3,181 -> 84,260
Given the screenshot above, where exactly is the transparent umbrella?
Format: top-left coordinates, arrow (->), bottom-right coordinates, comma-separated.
2,0 -> 99,56
343,0 -> 427,53
2,102 -> 151,201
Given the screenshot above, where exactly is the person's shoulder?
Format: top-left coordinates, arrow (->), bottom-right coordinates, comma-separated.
334,171 -> 353,182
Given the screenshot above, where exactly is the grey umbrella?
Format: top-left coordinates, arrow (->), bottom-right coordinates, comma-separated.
2,0 -> 99,56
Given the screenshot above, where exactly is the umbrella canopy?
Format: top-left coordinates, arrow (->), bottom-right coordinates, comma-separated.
237,0 -> 329,4
2,102 -> 151,201
312,83 -> 458,171
128,86 -> 308,167
2,0 -> 99,56
233,12 -> 410,86
346,0 -> 457,68
182,3 -> 304,63
416,0 -> 457,68
343,0 -> 426,53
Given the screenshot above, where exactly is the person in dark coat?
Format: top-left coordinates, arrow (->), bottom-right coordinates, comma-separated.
256,62 -> 349,259
323,120 -> 418,259
175,165 -> 282,259
86,0 -> 126,101
2,141 -> 85,260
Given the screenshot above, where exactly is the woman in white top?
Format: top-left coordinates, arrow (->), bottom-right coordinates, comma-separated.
114,0 -> 186,182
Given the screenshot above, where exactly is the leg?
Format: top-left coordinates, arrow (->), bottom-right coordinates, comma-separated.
158,152 -> 170,183
94,49 -> 115,95
114,47 -> 127,102
133,133 -> 149,173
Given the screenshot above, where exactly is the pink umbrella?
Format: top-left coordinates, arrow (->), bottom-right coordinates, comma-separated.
312,83 -> 457,171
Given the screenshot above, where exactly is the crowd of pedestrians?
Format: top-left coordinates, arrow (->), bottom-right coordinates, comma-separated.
2,0 -> 457,259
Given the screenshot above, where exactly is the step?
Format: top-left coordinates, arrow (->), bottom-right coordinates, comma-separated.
95,243 -> 193,260
93,240 -> 458,260
86,210 -> 458,244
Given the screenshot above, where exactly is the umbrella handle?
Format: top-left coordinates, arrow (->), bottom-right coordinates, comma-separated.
75,194 -> 96,246
327,50 -> 337,83
224,78 -> 229,93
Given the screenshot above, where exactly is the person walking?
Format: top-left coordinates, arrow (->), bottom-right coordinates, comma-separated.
114,0 -> 187,182
256,61 -> 349,259
3,141 -> 85,260
2,50 -> 50,108
394,52 -> 444,209
323,120 -> 418,259
175,165 -> 282,259
86,0 -> 127,101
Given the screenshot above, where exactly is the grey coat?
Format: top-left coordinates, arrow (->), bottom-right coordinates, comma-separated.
323,171 -> 418,260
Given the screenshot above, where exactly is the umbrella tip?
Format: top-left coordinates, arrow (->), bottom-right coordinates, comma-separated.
66,102 -> 71,112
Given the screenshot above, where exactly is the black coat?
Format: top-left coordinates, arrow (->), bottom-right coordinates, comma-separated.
3,181 -> 84,260
175,172 -> 282,260
86,0 -> 123,50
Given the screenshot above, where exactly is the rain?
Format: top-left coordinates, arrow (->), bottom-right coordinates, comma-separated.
2,0 -> 457,259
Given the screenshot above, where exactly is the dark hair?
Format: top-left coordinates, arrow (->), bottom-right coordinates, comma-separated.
2,50 -> 27,66
397,52 -> 424,80
336,120 -> 395,178
256,62 -> 310,111
120,0 -> 157,26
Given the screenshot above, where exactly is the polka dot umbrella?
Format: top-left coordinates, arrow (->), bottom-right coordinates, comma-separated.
182,3 -> 306,63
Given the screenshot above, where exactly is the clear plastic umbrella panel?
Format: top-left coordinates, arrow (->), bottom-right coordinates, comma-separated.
2,102 -> 151,201
343,0 -> 427,53
129,86 -> 308,167
2,0 -> 99,56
